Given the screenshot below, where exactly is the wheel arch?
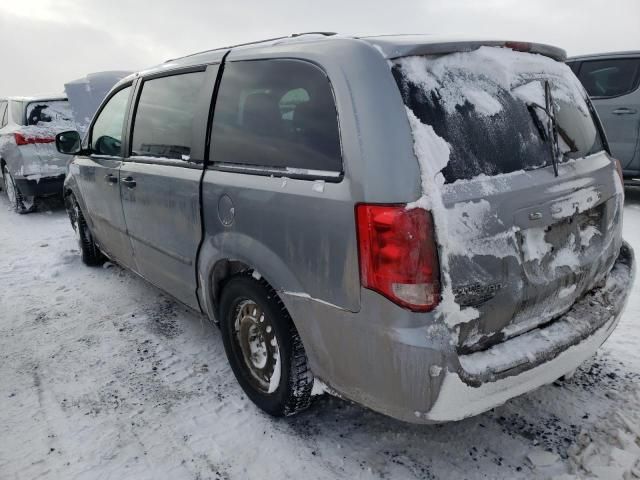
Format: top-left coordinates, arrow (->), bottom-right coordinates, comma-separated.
197,233 -> 305,324
62,176 -> 95,230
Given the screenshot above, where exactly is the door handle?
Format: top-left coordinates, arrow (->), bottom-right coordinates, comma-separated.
104,174 -> 118,184
612,108 -> 638,115
121,176 -> 136,188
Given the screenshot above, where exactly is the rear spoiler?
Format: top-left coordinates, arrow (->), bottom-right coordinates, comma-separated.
365,38 -> 567,62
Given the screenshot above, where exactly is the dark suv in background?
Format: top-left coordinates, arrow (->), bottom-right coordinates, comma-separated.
568,51 -> 640,183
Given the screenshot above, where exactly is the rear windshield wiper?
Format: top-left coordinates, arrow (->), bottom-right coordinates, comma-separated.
526,80 -> 578,177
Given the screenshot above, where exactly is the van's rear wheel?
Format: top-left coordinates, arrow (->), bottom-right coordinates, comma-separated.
219,275 -> 314,417
2,166 -> 35,214
66,194 -> 104,266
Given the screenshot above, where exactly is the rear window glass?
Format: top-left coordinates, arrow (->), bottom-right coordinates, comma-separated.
26,100 -> 73,126
393,47 -> 605,183
211,59 -> 342,174
577,58 -> 640,97
131,71 -> 206,161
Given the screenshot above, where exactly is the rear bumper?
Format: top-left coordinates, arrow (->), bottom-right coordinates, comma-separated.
14,174 -> 65,197
421,241 -> 635,422
287,242 -> 634,424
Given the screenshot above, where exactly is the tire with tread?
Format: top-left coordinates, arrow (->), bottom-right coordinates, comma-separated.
67,194 -> 104,266
2,165 -> 35,214
219,274 -> 314,417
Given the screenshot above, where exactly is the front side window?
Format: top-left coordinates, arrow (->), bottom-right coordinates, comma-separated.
131,72 -> 206,161
91,86 -> 132,157
211,59 -> 342,173
578,58 -> 640,97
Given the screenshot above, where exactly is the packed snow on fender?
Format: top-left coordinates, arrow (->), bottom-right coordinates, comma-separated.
0,196 -> 639,479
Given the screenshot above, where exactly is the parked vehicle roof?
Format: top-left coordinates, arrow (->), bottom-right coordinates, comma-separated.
0,94 -> 67,103
568,50 -> 640,61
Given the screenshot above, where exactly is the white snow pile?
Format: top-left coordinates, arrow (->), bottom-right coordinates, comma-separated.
446,199 -> 519,259
522,227 -> 553,262
558,390 -> 640,479
396,46 -> 589,119
405,109 -> 479,327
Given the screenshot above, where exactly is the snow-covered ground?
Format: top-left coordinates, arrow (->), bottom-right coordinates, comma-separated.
0,191 -> 639,480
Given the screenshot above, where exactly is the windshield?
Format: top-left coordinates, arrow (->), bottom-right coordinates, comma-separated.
392,47 -> 605,183
25,100 -> 74,127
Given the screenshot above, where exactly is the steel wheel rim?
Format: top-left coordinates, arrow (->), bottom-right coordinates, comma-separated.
232,299 -> 281,393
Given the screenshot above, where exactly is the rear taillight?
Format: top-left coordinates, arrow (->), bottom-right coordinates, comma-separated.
14,133 -> 55,146
356,204 -> 441,312
504,41 -> 532,53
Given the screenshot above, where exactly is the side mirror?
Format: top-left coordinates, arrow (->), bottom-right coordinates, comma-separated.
55,130 -> 82,155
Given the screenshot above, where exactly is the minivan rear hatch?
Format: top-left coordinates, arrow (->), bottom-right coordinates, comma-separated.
392,45 -> 624,352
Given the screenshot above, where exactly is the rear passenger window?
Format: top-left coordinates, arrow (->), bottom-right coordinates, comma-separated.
211,59 -> 342,174
131,72 -> 206,161
578,59 -> 640,97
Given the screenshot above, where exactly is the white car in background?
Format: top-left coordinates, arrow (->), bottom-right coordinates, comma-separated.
0,95 -> 74,213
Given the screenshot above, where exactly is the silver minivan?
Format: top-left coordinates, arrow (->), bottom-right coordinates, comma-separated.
567,51 -> 640,182
55,34 -> 634,423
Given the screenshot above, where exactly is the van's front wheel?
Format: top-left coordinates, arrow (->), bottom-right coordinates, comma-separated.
66,194 -> 104,266
219,275 -> 313,417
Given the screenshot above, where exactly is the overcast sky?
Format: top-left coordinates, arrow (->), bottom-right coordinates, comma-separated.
1,0 -> 639,96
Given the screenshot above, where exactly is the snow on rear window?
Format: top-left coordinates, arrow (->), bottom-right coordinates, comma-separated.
25,100 -> 74,128
393,47 -> 605,183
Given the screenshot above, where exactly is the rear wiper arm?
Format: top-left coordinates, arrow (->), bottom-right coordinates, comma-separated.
526,81 -> 559,176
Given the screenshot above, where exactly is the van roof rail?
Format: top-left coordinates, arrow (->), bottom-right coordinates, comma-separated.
165,32 -> 339,63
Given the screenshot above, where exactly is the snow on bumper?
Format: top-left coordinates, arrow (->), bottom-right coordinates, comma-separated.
421,242 -> 635,423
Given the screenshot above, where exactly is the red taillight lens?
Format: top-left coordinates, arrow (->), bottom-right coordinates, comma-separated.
14,133 -> 55,146
356,204 -> 441,312
504,41 -> 532,53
